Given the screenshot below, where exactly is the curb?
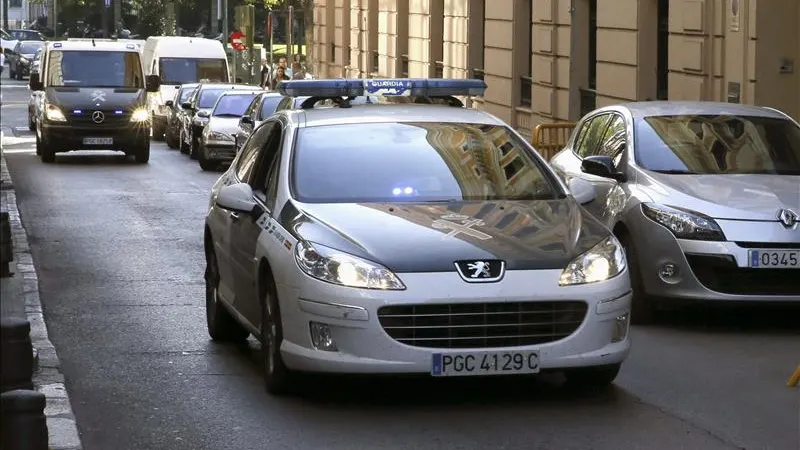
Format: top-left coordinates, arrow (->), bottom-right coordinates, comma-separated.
1,152 -> 83,450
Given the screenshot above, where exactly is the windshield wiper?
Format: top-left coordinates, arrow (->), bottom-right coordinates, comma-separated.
650,169 -> 698,174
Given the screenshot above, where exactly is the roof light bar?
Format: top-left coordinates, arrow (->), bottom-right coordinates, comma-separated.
276,78 -> 487,99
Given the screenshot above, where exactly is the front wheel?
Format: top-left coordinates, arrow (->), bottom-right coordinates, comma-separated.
261,270 -> 295,395
205,246 -> 250,342
132,140 -> 150,164
179,129 -> 190,154
619,233 -> 657,324
38,134 -> 55,163
564,363 -> 622,388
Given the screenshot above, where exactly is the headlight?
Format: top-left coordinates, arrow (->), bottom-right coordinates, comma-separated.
641,203 -> 725,241
559,236 -> 626,286
45,104 -> 66,122
130,108 -> 150,122
19,57 -> 29,64
208,131 -> 234,142
295,241 -> 406,290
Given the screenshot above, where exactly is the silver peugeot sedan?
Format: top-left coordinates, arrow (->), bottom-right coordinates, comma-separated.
549,102 -> 800,324
198,90 -> 261,171
204,78 -> 633,395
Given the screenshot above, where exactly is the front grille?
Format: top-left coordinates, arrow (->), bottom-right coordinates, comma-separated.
377,301 -> 587,349
68,112 -> 131,127
686,254 -> 800,295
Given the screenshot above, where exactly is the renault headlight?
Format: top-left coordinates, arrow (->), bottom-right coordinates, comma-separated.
641,203 -> 725,241
208,131 -> 234,142
559,236 -> 626,286
295,241 -> 405,290
45,104 -> 66,122
130,108 -> 150,122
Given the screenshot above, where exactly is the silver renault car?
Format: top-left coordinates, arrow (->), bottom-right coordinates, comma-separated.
549,102 -> 800,324
198,89 -> 261,171
204,79 -> 633,395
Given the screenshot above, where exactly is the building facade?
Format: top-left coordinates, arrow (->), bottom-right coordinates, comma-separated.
310,0 -> 800,136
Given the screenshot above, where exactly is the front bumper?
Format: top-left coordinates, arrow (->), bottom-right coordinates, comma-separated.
629,208 -> 800,302
278,269 -> 632,375
42,123 -> 149,152
202,142 -> 237,162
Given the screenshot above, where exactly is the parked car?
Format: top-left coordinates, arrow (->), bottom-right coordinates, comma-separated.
198,90 -> 261,170
6,29 -> 45,41
8,40 -> 45,80
548,101 -> 800,324
178,83 -> 260,158
165,82 -> 199,149
233,92 -> 284,152
1,28 -> 17,56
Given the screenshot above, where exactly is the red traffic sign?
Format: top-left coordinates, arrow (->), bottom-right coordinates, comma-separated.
229,30 -> 246,51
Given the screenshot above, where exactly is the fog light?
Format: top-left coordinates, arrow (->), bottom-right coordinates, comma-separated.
309,321 -> 337,351
611,313 -> 629,343
658,262 -> 679,282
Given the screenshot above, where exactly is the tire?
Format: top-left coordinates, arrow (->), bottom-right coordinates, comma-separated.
133,140 -> 150,164
189,131 -> 200,160
179,129 -> 190,154
619,233 -> 657,325
198,145 -> 216,171
260,269 -> 295,395
205,246 -> 250,342
165,127 -> 178,149
38,134 -> 55,163
152,121 -> 165,141
564,363 -> 622,388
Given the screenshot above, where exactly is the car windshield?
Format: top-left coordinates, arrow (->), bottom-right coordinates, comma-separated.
260,96 -> 282,117
198,89 -> 226,108
639,115 -> 800,175
292,122 -> 560,203
179,86 -> 198,103
213,94 -> 258,117
46,50 -> 144,88
159,58 -> 227,84
10,30 -> 42,40
20,42 -> 43,54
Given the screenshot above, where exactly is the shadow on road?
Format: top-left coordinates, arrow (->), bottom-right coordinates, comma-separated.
49,152 -> 141,166
653,303 -> 800,335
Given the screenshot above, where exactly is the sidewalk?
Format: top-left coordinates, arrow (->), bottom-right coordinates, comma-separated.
1,140 -> 83,450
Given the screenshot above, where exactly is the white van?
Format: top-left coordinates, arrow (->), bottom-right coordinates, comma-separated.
142,36 -> 230,140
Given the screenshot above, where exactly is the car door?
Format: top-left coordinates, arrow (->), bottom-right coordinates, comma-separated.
236,95 -> 260,149
230,120 -> 284,326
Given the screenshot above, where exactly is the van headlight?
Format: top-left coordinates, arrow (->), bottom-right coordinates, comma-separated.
295,241 -> 406,290
130,108 -> 150,122
641,203 -> 726,241
45,104 -> 66,122
559,236 -> 626,286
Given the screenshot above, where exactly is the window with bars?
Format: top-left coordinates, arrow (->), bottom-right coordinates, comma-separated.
434,61 -> 444,78
401,54 -> 409,77
519,0 -> 532,107
520,77 -> 532,107
330,43 -> 335,63
371,50 -> 379,73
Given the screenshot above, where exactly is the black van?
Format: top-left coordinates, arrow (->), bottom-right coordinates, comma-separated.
29,39 -> 160,163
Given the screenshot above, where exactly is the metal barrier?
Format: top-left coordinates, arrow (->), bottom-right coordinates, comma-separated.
532,122 -> 576,161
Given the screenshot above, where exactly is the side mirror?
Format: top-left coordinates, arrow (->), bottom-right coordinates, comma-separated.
568,178 -> 597,205
165,100 -> 173,107
216,183 -> 257,214
181,102 -> 192,110
196,110 -> 209,118
581,155 -> 627,183
28,73 -> 43,91
145,75 -> 160,92
240,116 -> 253,126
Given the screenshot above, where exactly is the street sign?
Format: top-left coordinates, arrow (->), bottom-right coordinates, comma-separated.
229,30 -> 246,52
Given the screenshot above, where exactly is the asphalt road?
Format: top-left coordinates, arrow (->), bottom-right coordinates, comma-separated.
2,72 -> 799,450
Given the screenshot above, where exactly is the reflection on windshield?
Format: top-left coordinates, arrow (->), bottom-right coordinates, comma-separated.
159,58 -> 227,84
198,89 -> 226,108
640,115 -> 800,175
46,50 -> 143,88
213,94 -> 258,116
292,122 -> 559,203
20,43 -> 43,54
179,87 -> 198,103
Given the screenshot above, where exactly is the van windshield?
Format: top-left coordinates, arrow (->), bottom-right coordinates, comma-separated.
46,50 -> 144,88
159,58 -> 227,84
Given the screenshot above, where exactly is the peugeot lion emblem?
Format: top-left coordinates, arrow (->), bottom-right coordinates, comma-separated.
454,260 -> 505,283
777,208 -> 798,229
91,111 -> 105,124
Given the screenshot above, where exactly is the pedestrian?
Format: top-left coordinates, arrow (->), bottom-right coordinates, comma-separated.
269,67 -> 290,90
259,58 -> 271,89
290,62 -> 306,80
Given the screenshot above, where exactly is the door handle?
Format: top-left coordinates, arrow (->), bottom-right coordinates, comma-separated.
229,211 -> 240,220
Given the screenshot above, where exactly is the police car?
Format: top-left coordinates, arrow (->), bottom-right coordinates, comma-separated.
203,78 -> 632,395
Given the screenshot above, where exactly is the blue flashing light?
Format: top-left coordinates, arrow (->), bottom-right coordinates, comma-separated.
53,43 -> 62,48
114,110 -> 124,114
72,109 -> 82,114
276,78 -> 487,99
126,44 -> 135,49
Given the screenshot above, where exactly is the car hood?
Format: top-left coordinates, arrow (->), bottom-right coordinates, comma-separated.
207,117 -> 241,135
46,87 -> 145,110
280,199 -> 610,273
641,172 -> 800,220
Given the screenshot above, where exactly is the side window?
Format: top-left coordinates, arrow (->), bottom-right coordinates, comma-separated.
593,115 -> 627,167
251,124 -> 285,200
235,122 -> 275,182
263,149 -> 283,212
574,114 -> 612,158
245,96 -> 260,119
275,97 -> 290,112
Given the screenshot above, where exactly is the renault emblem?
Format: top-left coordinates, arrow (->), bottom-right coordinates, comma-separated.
91,111 -> 105,124
777,208 -> 798,229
